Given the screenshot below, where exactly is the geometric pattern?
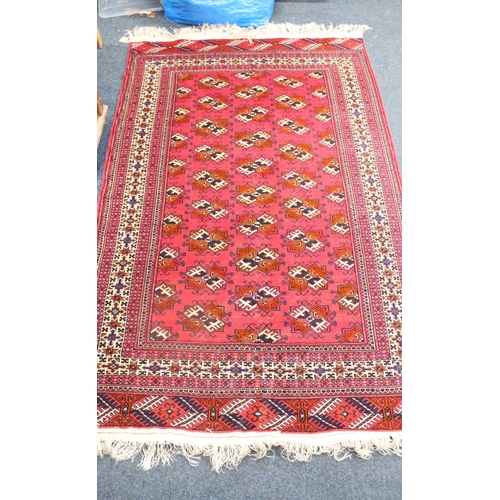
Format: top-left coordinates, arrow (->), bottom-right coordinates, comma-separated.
97,35 -> 402,436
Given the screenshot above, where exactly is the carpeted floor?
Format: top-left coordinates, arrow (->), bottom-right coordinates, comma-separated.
97,1 -> 402,498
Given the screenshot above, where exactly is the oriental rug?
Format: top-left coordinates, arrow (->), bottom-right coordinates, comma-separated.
97,23 -> 402,471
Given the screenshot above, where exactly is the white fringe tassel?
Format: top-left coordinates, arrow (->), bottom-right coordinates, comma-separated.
97,430 -> 401,472
119,23 -> 371,43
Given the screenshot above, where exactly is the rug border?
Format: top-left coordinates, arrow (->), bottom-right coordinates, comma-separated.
97,46 -> 136,229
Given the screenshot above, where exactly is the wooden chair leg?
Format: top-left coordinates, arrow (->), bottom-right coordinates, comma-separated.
97,91 -> 108,146
97,27 -> 103,49
97,91 -> 104,117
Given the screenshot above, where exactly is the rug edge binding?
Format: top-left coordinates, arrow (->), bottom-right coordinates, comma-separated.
119,23 -> 371,43
97,430 -> 402,471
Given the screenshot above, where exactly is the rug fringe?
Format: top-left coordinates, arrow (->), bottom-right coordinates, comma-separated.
119,23 -> 371,43
97,430 -> 401,472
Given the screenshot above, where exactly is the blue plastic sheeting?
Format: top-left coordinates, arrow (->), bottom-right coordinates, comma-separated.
163,0 -> 275,27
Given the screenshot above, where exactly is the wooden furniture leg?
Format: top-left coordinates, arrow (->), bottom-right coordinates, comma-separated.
97,91 -> 108,146
97,27 -> 103,49
97,30 -> 107,145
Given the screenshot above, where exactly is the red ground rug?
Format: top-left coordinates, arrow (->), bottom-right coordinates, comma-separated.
97,23 -> 402,471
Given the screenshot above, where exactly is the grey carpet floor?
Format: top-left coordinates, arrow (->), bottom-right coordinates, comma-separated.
97,1 -> 402,498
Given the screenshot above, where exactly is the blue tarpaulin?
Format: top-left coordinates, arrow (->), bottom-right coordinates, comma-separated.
164,0 -> 275,28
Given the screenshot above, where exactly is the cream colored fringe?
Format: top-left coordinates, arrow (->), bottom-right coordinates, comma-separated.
97,429 -> 401,472
119,23 -> 371,43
